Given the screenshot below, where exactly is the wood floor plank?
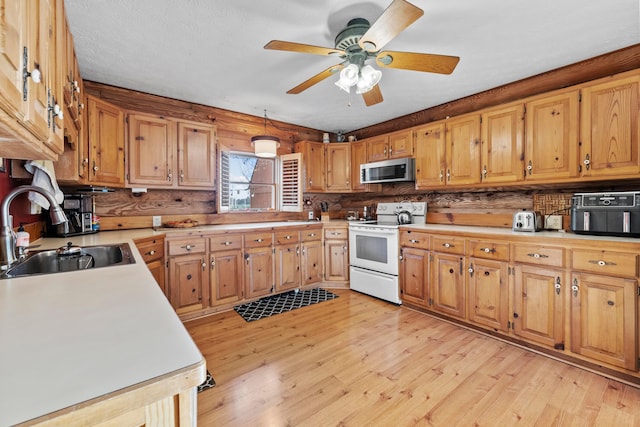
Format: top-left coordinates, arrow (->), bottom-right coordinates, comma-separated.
185,289 -> 640,426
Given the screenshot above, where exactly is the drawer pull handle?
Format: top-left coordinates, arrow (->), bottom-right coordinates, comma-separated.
410,239 -> 419,243
527,253 -> 548,259
255,238 -> 263,243
286,235 -> 291,239
181,244 -> 192,251
146,250 -> 156,256
308,233 -> 316,237
442,243 -> 454,248
223,241 -> 232,246
589,259 -> 616,267
480,247 -> 495,253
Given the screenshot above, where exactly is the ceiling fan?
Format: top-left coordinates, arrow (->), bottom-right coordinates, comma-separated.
264,0 -> 460,106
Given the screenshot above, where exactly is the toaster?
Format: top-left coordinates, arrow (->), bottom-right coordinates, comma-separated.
512,211 -> 542,232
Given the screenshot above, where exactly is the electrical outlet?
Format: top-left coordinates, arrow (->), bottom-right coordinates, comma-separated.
152,216 -> 162,227
544,215 -> 562,230
307,211 -> 314,220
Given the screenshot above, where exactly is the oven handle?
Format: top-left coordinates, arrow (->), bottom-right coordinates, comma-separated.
349,227 -> 398,236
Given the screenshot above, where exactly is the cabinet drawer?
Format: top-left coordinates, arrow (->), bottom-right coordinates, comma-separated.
167,238 -> 206,256
244,232 -> 274,248
400,231 -> 430,250
324,227 -> 347,239
209,234 -> 242,251
513,244 -> 564,268
301,227 -> 322,241
276,230 -> 300,244
468,239 -> 509,261
571,249 -> 638,277
136,238 -> 165,263
432,236 -> 465,255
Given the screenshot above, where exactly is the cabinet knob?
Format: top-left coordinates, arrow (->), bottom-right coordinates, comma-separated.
147,250 -> 156,256
255,238 -> 263,243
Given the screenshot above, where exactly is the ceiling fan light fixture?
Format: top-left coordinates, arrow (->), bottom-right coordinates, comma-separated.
355,65 -> 382,94
251,110 -> 280,158
335,63 -> 360,92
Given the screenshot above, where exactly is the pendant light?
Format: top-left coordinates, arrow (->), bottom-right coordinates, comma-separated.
251,109 -> 280,158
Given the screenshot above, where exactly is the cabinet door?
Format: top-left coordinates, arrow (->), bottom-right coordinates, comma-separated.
513,265 -> 564,350
480,103 -> 524,184
46,0 -> 64,154
87,95 -> 125,186
431,253 -> 465,319
366,135 -> 389,162
324,239 -> 349,282
415,122 -> 446,188
301,240 -> 323,285
244,246 -> 274,298
446,114 -> 481,186
524,90 -> 579,181
127,114 -> 174,187
147,258 -> 166,296
570,272 -> 637,370
276,243 -> 301,291
168,254 -> 207,314
400,247 -> 429,307
178,121 -> 216,188
326,143 -> 350,192
0,0 -> 25,116
580,73 -> 640,178
350,140 -> 367,192
388,129 -> 414,158
210,249 -> 243,306
296,141 -> 325,192
467,258 -> 509,332
23,0 -> 51,143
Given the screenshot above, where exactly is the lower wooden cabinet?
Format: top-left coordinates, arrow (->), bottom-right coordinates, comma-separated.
513,265 -> 565,349
324,225 -> 349,283
399,227 -> 640,382
134,235 -> 166,294
208,234 -> 243,306
276,242 -> 301,291
244,245 -> 275,299
570,272 -> 638,371
168,253 -> 207,314
301,230 -> 323,285
467,258 -> 510,332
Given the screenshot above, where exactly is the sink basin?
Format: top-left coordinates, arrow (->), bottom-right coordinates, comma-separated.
2,243 -> 135,279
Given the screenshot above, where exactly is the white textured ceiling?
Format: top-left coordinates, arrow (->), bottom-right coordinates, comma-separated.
64,0 -> 639,134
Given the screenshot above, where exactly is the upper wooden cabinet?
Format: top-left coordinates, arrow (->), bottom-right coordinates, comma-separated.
295,140 -> 325,192
479,103 -> 524,184
365,129 -> 414,162
415,114 -> 481,189
524,88 -> 579,182
86,95 -> 125,186
127,113 -> 217,189
579,72 -> 640,179
325,143 -> 350,192
0,0 -> 66,160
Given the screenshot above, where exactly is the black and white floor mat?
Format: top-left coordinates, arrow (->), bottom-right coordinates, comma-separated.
234,288 -> 339,322
197,370 -> 216,393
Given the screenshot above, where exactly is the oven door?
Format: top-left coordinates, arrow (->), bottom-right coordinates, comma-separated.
348,224 -> 398,275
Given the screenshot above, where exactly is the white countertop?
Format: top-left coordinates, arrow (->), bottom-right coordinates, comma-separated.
400,223 -> 640,244
0,230 -> 204,426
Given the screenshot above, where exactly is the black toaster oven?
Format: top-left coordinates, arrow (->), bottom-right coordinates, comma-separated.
570,191 -> 640,237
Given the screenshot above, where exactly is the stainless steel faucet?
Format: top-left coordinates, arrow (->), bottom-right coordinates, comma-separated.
0,185 -> 67,269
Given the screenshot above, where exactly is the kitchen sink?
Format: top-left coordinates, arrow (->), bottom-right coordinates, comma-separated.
1,243 -> 135,279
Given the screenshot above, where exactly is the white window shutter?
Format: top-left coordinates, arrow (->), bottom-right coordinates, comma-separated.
279,153 -> 302,212
219,150 -> 230,212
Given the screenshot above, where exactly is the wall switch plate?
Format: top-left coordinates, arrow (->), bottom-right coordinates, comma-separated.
152,216 -> 162,227
307,211 -> 314,220
544,215 -> 562,230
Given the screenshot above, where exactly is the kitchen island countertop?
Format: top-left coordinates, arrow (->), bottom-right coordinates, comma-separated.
0,229 -> 204,426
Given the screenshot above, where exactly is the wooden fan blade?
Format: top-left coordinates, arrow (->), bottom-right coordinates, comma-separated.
362,84 -> 383,106
287,64 -> 344,94
265,40 -> 344,56
358,0 -> 423,52
376,51 -> 460,74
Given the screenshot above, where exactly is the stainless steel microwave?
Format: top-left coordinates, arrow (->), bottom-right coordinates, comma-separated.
360,157 -> 415,184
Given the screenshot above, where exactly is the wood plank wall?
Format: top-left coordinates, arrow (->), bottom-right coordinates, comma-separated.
84,44 -> 640,230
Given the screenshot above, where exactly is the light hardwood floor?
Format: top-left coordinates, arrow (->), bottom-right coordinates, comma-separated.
186,289 -> 640,426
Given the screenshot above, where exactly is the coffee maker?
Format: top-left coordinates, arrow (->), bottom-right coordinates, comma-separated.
48,194 -> 97,237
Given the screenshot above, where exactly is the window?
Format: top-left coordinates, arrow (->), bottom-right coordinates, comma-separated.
220,152 -> 276,212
